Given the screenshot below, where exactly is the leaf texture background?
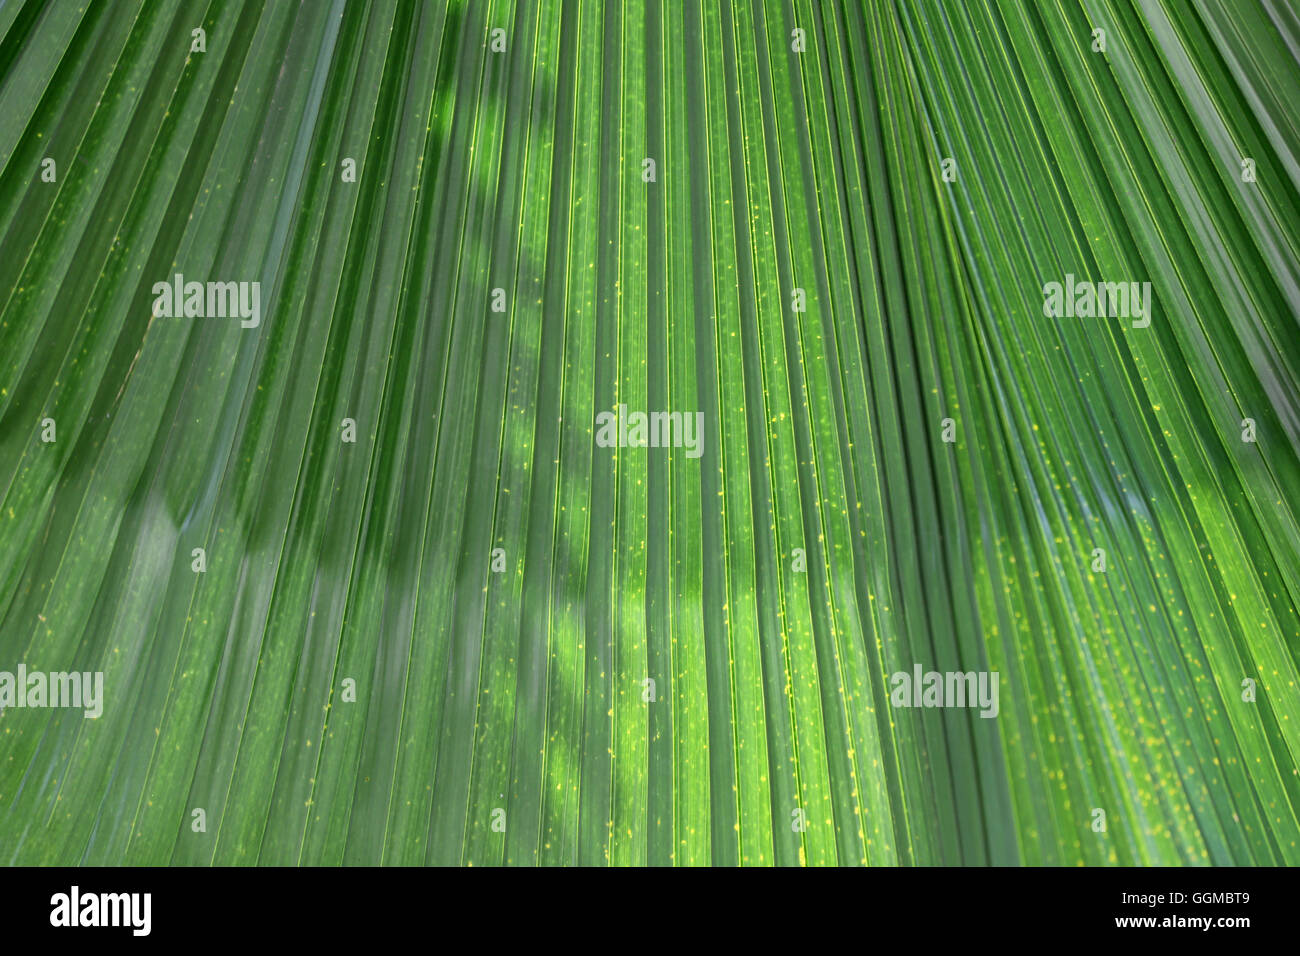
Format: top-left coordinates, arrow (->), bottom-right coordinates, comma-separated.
1,0 -> 1298,865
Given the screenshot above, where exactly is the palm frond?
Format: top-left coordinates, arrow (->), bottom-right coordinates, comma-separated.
1,0 -> 1298,865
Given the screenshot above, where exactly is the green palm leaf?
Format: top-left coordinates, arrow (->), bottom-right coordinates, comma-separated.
1,0 -> 1297,866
